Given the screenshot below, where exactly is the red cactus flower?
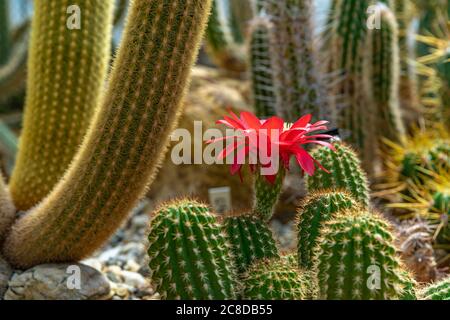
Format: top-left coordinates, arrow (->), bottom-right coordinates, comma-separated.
209,110 -> 335,183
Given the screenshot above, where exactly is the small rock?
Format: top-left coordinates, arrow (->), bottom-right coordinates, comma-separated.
124,260 -> 141,272
0,256 -> 12,298
4,263 -> 110,300
97,247 -> 122,264
82,258 -> 103,272
121,270 -> 147,288
131,214 -> 150,229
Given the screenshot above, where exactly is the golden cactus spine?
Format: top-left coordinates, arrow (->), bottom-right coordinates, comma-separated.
9,0 -> 114,210
3,0 -> 212,269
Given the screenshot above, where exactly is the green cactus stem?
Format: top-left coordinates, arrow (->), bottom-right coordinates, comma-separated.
222,213 -> 279,272
147,200 -> 237,300
9,0 -> 115,210
363,3 -> 405,144
253,168 -> 285,222
420,276 -> 450,300
242,257 -> 311,300
3,0 -> 213,269
297,190 -> 358,268
314,209 -> 417,300
306,142 -> 370,208
327,0 -> 373,158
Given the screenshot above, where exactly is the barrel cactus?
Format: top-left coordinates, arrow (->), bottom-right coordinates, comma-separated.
313,209 -> 417,300
147,200 -> 237,300
306,142 -> 370,208
242,258 -> 311,300
297,190 -> 358,268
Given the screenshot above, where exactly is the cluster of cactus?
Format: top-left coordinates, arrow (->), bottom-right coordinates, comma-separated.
324,0 -> 415,173
382,129 -> 450,191
415,9 -> 450,125
299,143 -> 417,300
0,0 -> 213,269
380,128 -> 450,248
146,142 -> 442,300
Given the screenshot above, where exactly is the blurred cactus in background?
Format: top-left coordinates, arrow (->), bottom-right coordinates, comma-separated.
204,0 -> 250,74
258,0 -> 334,123
363,3 -> 405,147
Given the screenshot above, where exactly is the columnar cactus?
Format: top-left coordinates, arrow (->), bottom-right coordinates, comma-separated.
248,16 -> 277,118
222,213 -> 279,272
327,0 -> 386,163
205,0 -> 246,74
9,0 -> 115,210
147,200 -> 237,300
297,190 -> 358,268
3,0 -> 213,268
392,0 -> 420,119
420,276 -> 450,300
313,209 -> 417,300
0,175 -> 15,241
363,4 -> 405,144
253,169 -> 285,222
264,0 -> 333,123
327,0 -> 370,148
306,142 -> 370,208
242,258 -> 311,300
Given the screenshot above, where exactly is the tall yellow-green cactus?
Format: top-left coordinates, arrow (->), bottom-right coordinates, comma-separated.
3,0 -> 212,269
9,0 -> 115,210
